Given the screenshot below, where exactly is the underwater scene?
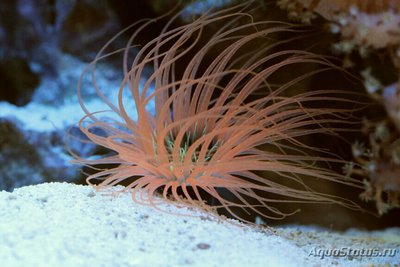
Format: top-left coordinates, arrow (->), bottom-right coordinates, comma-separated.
0,1 -> 399,266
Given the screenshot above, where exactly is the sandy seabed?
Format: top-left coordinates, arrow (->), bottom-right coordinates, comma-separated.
0,182 -> 399,267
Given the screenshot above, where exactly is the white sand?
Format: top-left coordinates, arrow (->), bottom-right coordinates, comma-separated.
0,182 -> 398,267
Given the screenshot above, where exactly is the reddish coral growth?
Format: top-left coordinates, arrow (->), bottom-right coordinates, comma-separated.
72,4 -> 362,223
278,0 -> 400,217
306,0 -> 400,15
362,162 -> 400,214
346,132 -> 400,214
279,0 -> 400,49
345,84 -> 400,215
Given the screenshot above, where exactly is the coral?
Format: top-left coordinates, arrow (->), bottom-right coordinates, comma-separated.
345,83 -> 400,215
278,0 -> 400,49
345,70 -> 400,215
345,121 -> 400,214
382,83 -> 400,131
72,3 -> 363,223
278,0 -> 400,217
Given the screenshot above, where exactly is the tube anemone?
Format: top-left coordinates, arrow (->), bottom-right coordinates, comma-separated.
71,3 -> 363,223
